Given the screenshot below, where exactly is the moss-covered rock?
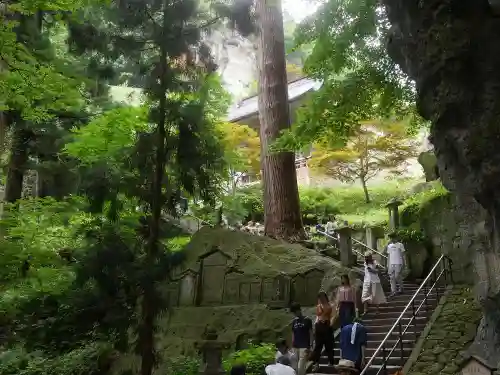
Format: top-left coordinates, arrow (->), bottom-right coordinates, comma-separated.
399,182 -> 487,284
407,286 -> 482,375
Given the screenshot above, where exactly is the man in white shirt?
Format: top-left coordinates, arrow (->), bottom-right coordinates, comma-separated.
265,356 -> 297,375
275,339 -> 298,372
386,232 -> 406,296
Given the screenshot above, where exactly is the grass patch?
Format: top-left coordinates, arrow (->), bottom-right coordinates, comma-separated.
302,178 -> 423,226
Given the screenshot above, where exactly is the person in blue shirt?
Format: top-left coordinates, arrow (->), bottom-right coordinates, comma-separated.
290,303 -> 313,375
339,319 -> 367,371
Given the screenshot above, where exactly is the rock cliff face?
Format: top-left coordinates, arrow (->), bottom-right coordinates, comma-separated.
382,0 -> 500,366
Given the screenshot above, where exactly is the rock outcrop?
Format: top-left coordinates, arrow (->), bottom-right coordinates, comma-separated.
382,0 -> 500,366
406,287 -> 482,375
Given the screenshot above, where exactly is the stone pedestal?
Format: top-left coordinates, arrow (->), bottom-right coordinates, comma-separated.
196,329 -> 231,375
386,198 -> 403,231
337,226 -> 355,267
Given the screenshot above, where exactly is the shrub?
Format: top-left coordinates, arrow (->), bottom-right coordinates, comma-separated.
223,344 -> 276,375
400,181 -> 449,226
0,343 -> 114,375
162,356 -> 200,375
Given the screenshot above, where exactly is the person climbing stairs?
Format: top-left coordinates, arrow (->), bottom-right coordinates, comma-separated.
311,258 -> 450,375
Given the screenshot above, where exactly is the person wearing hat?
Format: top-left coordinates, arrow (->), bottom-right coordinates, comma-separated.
335,359 -> 359,375
386,232 -> 406,296
361,251 -> 386,313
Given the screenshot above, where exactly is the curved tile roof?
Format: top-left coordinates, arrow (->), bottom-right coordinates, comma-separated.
226,77 -> 322,122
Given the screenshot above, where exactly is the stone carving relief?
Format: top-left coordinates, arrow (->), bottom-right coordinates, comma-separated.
178,270 -> 198,306
199,250 -> 230,306
167,247 -> 324,308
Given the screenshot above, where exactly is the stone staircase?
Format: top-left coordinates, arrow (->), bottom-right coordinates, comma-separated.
313,261 -> 445,375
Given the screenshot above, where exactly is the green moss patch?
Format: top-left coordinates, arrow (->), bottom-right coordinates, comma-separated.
407,286 -> 481,375
178,226 -> 348,277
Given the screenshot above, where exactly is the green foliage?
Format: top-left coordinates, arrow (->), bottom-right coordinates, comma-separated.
162,356 -> 200,375
210,179 -> 418,226
165,235 -> 192,252
275,0 -> 426,151
400,181 -> 449,226
393,228 -> 427,244
0,342 -> 114,375
64,106 -> 150,166
223,344 -> 276,375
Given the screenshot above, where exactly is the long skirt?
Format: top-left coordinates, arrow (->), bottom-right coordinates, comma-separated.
361,281 -> 387,305
338,301 -> 355,328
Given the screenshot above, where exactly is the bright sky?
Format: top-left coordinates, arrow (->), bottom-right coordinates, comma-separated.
282,0 -> 319,22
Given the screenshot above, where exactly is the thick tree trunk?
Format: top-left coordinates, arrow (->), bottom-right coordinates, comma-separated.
255,0 -> 305,241
5,126 -> 30,203
360,177 -> 370,203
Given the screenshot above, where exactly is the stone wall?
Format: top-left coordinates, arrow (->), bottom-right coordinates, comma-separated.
406,287 -> 482,375
401,192 -> 488,284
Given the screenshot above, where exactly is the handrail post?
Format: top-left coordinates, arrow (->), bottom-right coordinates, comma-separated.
398,320 -> 404,364
411,299 -> 418,342
382,345 -> 388,375
442,256 -> 448,285
433,268 -> 440,300
447,257 -> 454,284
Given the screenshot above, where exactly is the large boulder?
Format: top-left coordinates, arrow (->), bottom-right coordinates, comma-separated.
382,0 -> 500,366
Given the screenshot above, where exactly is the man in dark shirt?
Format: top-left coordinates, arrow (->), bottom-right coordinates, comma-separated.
290,303 -> 313,375
339,320 -> 367,371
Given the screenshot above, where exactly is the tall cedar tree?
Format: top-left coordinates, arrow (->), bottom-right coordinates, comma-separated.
256,0 -> 305,240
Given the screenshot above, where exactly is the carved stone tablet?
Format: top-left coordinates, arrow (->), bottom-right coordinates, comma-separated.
462,360 -> 491,375
179,272 -> 197,306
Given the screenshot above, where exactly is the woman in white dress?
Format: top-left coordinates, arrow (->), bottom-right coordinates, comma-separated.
361,251 -> 387,313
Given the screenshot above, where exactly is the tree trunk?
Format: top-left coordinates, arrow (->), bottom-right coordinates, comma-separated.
4,126 -> 30,203
139,3 -> 169,375
255,0 -> 305,241
360,177 -> 370,203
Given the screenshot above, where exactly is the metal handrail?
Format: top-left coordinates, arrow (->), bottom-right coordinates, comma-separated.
352,237 -> 387,259
316,230 -> 382,267
359,254 -> 453,375
316,230 -> 339,242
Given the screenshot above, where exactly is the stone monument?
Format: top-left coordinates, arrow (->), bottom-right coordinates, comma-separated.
196,328 -> 230,375
386,198 -> 403,231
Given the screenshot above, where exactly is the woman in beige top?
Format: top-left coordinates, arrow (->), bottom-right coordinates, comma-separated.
335,274 -> 357,328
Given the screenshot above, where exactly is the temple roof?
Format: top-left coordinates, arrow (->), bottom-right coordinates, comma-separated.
226,77 -> 322,123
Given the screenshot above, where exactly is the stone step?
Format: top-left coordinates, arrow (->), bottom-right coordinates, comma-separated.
320,354 -> 408,367
314,364 -> 401,374
362,315 -> 428,328
366,330 -> 420,342
324,347 -> 413,361
361,321 -> 426,334
364,299 -> 438,313
363,308 -> 432,320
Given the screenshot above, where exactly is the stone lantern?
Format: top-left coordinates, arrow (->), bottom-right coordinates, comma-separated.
386,198 -> 403,231
195,328 -> 231,375
459,355 -> 496,375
